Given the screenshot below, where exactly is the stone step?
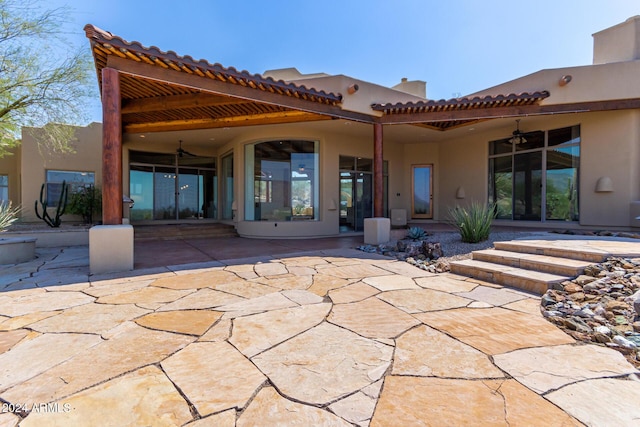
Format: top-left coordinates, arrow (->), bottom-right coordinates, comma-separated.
134,224 -> 237,240
471,249 -> 592,277
493,241 -> 608,263
449,259 -> 569,295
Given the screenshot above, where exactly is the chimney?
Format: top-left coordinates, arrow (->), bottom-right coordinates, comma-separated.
392,77 -> 427,98
593,16 -> 640,64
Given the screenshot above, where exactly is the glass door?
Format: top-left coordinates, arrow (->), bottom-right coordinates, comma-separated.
514,152 -> 542,220
339,172 -> 372,232
221,153 -> 234,220
154,166 -> 176,220
411,165 -> 433,219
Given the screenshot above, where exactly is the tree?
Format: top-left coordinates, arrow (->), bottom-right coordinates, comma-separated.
0,0 -> 95,157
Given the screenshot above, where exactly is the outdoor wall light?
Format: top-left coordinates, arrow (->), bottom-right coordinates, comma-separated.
559,75 -> 573,86
595,176 -> 614,192
328,199 -> 337,210
455,186 -> 466,199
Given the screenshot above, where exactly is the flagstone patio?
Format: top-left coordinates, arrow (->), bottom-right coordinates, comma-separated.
0,239 -> 639,426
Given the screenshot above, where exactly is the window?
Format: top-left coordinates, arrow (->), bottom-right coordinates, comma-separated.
411,165 -> 433,219
46,170 -> 95,207
0,175 -> 8,202
489,125 -> 580,221
245,140 -> 319,221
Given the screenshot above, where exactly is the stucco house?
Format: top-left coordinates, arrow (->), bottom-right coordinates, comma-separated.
2,17 -> 640,272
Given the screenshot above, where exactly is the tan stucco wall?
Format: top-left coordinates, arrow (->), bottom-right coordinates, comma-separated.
471,61 -> 640,107
20,123 -> 103,222
580,110 -> 640,226
0,146 -> 21,204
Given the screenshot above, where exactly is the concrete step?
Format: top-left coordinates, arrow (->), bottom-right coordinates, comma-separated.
449,259 -> 568,295
134,224 -> 237,240
493,241 -> 608,263
471,249 -> 592,277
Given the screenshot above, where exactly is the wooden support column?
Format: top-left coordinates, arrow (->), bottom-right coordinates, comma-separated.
102,67 -> 123,225
373,122 -> 384,218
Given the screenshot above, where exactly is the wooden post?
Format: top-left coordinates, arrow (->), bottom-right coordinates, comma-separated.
102,67 -> 123,225
373,122 -> 383,218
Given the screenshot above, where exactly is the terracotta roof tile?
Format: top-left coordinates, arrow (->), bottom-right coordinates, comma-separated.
372,91 -> 550,114
84,24 -> 342,106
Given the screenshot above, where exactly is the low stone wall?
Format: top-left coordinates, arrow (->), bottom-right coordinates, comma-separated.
0,237 -> 36,264
2,227 -> 89,247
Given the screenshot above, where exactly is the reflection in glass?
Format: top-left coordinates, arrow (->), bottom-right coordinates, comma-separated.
546,146 -> 579,220
489,157 -> 513,219
412,165 -> 432,218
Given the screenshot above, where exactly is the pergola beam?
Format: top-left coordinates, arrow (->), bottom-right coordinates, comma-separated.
124,111 -> 331,133
121,92 -> 248,114
107,55 -> 377,124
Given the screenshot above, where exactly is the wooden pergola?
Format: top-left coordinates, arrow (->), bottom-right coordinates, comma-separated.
86,25 -> 640,226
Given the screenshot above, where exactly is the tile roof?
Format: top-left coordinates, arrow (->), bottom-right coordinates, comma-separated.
371,92 -> 550,114
84,24 -> 343,106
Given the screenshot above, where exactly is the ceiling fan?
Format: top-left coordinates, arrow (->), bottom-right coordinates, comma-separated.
509,119 -> 527,145
176,140 -> 196,157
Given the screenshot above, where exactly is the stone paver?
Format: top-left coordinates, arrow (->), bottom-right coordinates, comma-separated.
2,238 -> 640,426
0,290 -> 94,317
28,303 -> 149,334
2,322 -> 193,403
493,343 -> 639,393
251,322 -> 393,405
363,274 -> 420,291
455,285 -> 530,306
377,288 -> 472,313
161,341 -> 266,416
546,377 -> 640,426
230,303 -> 331,357
328,281 -> 379,304
20,366 -> 192,427
238,386 -> 350,426
416,307 -> 575,355
393,325 -> 504,378
371,376 -> 581,426
328,297 -> 420,339
415,274 -> 479,292
135,310 -> 222,335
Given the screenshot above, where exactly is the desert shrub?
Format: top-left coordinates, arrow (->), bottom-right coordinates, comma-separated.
67,185 -> 101,224
448,202 -> 496,243
0,201 -> 20,232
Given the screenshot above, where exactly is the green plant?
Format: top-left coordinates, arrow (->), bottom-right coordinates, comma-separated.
67,185 -> 101,224
406,226 -> 427,240
34,181 -> 68,227
0,201 -> 20,232
448,202 -> 496,243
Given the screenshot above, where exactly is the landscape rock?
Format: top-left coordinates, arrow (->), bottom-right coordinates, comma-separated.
541,257 -> 640,368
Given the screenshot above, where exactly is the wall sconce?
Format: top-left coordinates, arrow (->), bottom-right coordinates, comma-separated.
328,199 -> 337,210
455,186 -> 466,199
559,75 -> 572,86
595,176 -> 614,192
231,200 -> 238,210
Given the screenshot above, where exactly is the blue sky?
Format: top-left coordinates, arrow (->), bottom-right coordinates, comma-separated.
50,0 -> 640,123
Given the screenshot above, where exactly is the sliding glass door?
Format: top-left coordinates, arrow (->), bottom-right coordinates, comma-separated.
129,150 -> 216,221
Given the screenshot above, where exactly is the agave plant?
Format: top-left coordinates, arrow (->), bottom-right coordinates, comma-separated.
406,226 -> 427,240
447,202 -> 496,243
0,201 -> 20,232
